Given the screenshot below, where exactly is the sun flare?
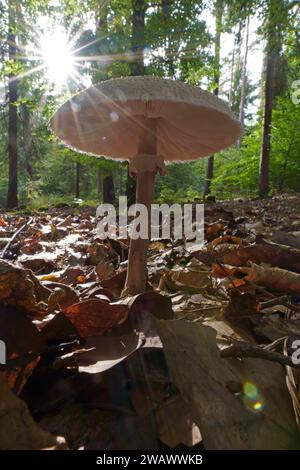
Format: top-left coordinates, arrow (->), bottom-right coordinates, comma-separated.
39,30 -> 76,86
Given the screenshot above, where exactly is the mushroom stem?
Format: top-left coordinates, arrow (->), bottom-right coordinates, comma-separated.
124,118 -> 158,295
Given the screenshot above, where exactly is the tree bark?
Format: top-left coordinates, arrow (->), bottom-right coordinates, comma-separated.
22,104 -> 33,178
6,0 -> 18,209
162,0 -> 175,78
130,0 -> 146,76
103,175 -> 115,204
203,0 -> 222,198
96,168 -> 102,199
259,0 -> 285,197
127,0 -> 147,204
75,162 -> 80,199
238,15 -> 250,140
228,27 -> 237,108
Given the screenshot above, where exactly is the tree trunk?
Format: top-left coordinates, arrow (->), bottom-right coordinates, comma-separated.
203,0 -> 222,198
75,162 -> 80,199
127,0 -> 147,204
103,175 -> 115,204
259,0 -> 285,197
162,0 -> 175,78
231,21 -> 243,115
96,168 -> 102,199
203,156 -> 214,198
22,104 -> 33,178
238,15 -> 250,139
6,0 -> 18,209
228,27 -> 237,107
130,0 -> 146,76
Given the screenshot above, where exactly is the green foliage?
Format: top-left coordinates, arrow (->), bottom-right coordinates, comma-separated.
0,0 -> 299,207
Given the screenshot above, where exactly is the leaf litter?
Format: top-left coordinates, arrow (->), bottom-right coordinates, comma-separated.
1,194 -> 300,449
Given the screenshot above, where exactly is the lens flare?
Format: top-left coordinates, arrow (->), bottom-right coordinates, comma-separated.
243,381 -> 264,412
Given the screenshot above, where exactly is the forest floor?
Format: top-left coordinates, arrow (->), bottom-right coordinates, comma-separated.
1,193 -> 300,450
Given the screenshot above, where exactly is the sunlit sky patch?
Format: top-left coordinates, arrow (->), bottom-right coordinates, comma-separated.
39,29 -> 76,87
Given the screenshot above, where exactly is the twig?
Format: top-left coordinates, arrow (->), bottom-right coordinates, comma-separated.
260,296 -> 300,315
215,259 -> 239,290
220,340 -> 300,369
264,336 -> 287,352
1,216 -> 33,258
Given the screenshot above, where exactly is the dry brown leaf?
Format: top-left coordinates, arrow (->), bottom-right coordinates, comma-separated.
101,269 -> 127,297
95,259 -> 116,281
0,306 -> 47,393
0,260 -> 63,316
246,263 -> 300,295
78,328 -> 143,374
0,373 -> 67,450
63,299 -> 129,338
41,281 -> 80,309
211,235 -> 244,248
155,395 -> 201,448
155,318 -> 299,449
271,231 -> 300,251
159,260 -> 211,293
219,242 -> 300,273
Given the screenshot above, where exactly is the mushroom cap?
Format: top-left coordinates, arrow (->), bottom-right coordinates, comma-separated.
50,76 -> 242,162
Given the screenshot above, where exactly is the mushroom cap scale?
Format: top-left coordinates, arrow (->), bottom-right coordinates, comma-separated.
50,76 -> 243,162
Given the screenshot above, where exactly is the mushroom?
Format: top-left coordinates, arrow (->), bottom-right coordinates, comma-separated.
50,76 -> 242,295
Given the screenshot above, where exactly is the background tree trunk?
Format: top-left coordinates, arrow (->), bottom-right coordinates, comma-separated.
6,0 -> 18,209
22,104 -> 33,178
203,0 -> 222,198
228,26 -> 237,107
237,14 -> 250,147
96,168 -> 102,200
103,175 -> 115,204
259,0 -> 285,197
127,0 -> 147,205
130,0 -> 146,76
75,162 -> 80,199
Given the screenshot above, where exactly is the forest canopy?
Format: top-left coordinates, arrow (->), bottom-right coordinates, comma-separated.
0,0 -> 299,209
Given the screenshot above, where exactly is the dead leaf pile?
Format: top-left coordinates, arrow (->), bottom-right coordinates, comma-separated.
1,194 -> 300,449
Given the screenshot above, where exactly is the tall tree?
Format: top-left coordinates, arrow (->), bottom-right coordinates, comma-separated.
75,162 -> 80,199
6,0 -> 19,209
203,0 -> 222,198
126,0 -> 147,205
238,15 -> 250,131
130,0 -> 146,76
259,0 -> 287,197
103,174 -> 115,204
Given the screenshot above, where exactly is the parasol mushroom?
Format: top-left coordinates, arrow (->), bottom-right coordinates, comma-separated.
50,76 -> 242,295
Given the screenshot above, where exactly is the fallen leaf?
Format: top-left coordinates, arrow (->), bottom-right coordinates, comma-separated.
154,318 -> 299,449
0,373 -> 67,449
41,281 -> 80,309
155,395 -> 201,448
78,328 -> 144,374
245,263 -> 300,295
220,241 -> 300,274
0,260 -> 63,316
101,269 -> 127,298
95,259 -> 116,281
63,299 -> 129,338
271,231 -> 300,251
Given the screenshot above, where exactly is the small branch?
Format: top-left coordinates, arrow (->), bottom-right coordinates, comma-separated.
260,296 -> 300,313
216,259 -> 239,290
220,340 -> 300,369
1,216 -> 33,259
